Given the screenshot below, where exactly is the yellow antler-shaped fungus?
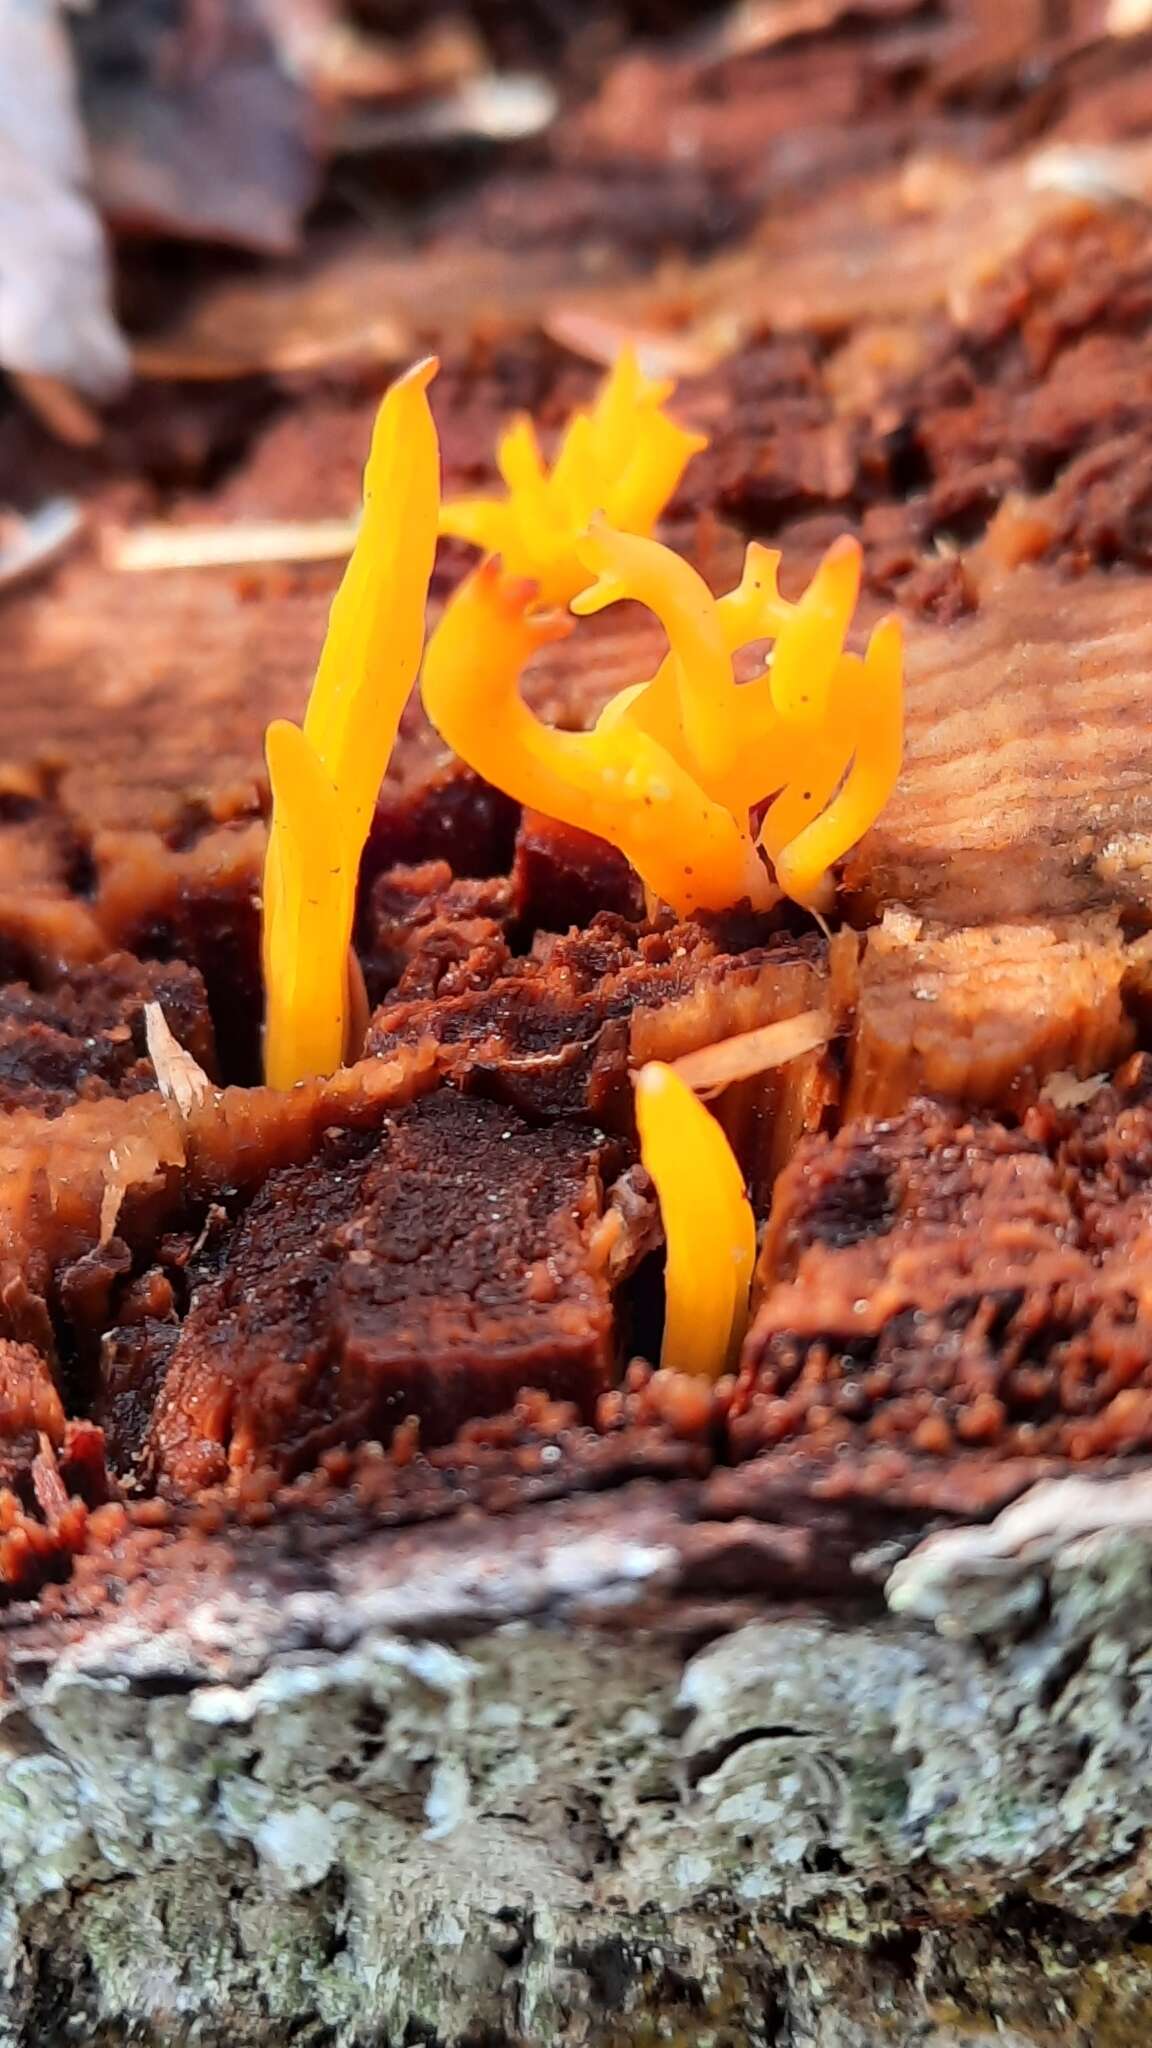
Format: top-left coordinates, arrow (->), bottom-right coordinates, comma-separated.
439,346 -> 706,608
423,523 -> 902,919
635,1061 -> 756,1379
421,560 -> 773,919
574,525 -> 866,818
578,524 -> 902,909
261,357 -> 440,1090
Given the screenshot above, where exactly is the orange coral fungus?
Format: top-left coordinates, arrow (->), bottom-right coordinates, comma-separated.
262,359 -> 440,1090
635,1061 -> 756,1378
439,346 -> 706,607
421,560 -> 771,919
422,525 -> 903,918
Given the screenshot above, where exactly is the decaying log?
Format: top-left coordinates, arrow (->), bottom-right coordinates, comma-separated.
4,1472 -> 1152,2047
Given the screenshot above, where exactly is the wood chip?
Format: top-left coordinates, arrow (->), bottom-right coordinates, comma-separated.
334,72 -> 556,152
544,305 -> 740,378
145,1002 -> 214,1117
1039,1069 -> 1111,1111
670,1009 -> 835,1099
99,1146 -> 130,1245
1025,143 -> 1152,215
104,517 -> 359,573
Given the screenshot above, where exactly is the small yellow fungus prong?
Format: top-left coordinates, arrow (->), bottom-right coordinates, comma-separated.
585,538 -> 794,802
626,538 -> 788,742
603,410 -> 708,538
572,569 -> 633,618
421,561 -> 772,918
438,351 -> 708,610
593,680 -> 650,735
262,356 -> 441,1089
772,614 -> 904,909
435,496 -> 516,560
634,1061 -> 756,1379
574,522 -> 735,795
497,414 -> 549,500
758,652 -> 861,862
768,534 -> 862,731
548,411 -> 601,525
686,537 -> 866,824
588,347 -> 650,461
588,347 -> 640,449
717,541 -> 788,645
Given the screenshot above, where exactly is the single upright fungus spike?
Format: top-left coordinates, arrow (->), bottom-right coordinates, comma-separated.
423,522 -> 903,920
262,357 -> 440,1090
439,346 -> 707,608
634,1061 -> 756,1379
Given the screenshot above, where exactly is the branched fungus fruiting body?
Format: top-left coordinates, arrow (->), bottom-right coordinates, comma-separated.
635,1061 -> 756,1379
439,346 -> 707,607
261,358 -> 441,1091
420,561 -> 774,918
423,522 -> 903,920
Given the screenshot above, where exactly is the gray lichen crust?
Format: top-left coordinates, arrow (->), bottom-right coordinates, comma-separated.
4,1477 -> 1152,2047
